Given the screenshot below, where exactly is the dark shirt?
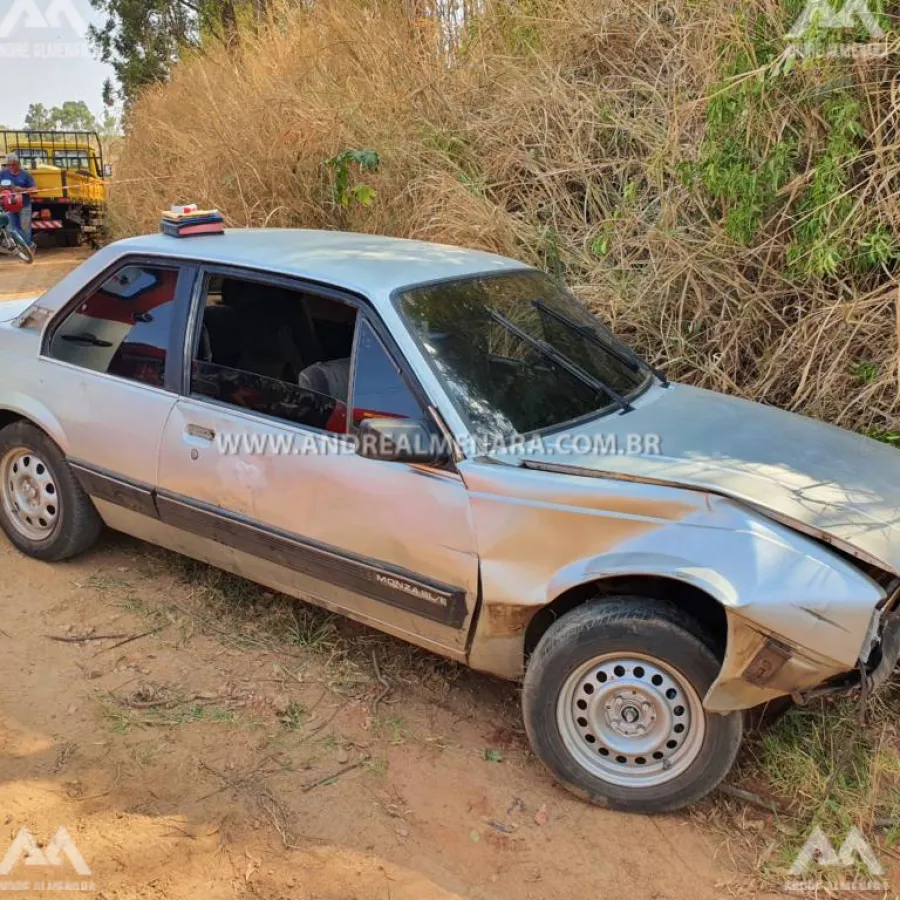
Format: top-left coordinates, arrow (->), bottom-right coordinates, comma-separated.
0,167 -> 36,206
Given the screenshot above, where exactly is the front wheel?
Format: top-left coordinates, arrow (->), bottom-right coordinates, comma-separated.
522,597 -> 743,813
7,228 -> 34,264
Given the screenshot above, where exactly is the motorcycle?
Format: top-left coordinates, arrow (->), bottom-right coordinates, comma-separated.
0,180 -> 34,265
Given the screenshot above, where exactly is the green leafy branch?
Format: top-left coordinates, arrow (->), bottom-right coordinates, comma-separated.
324,149 -> 381,209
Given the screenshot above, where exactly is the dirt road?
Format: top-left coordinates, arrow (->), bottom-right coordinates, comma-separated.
0,246 -> 92,298
0,248 -> 764,899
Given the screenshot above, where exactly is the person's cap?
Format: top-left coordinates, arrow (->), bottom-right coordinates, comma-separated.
6,152 -> 18,164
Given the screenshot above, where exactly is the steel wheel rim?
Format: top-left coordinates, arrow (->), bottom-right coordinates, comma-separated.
557,651 -> 706,788
0,447 -> 60,542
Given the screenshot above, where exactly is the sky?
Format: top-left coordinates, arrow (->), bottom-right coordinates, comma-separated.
0,0 -> 115,128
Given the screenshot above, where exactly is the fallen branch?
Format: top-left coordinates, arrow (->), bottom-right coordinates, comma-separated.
98,625 -> 166,653
717,784 -> 788,816
195,755 -> 283,802
301,758 -> 368,793
45,632 -> 131,644
120,692 -> 226,710
306,698 -> 351,736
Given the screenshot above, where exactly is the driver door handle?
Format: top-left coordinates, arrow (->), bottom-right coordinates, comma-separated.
186,424 -> 216,442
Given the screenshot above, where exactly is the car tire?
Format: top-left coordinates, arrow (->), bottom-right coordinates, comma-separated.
0,422 -> 103,562
522,596 -> 743,813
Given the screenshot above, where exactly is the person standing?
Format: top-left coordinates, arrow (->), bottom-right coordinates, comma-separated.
0,152 -> 36,250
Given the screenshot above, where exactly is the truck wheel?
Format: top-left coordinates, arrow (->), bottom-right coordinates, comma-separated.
0,422 -> 103,562
522,597 -> 742,813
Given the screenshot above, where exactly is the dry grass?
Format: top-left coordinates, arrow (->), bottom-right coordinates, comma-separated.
112,0 -> 900,435
701,690 -> 900,892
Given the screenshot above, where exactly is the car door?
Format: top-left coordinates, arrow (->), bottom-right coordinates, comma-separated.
40,257 -> 195,507
155,267 -> 479,658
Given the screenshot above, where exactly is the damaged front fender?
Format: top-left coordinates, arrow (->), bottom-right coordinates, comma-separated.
704,613 -> 850,712
462,460 -> 887,692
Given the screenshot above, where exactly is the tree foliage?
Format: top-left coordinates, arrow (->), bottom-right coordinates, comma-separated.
24,101 -> 100,132
88,0 -> 272,105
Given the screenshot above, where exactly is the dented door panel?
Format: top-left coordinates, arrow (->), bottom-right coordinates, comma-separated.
156,397 -> 479,653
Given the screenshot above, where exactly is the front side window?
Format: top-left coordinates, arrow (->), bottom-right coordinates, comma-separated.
190,274 -> 358,434
49,264 -> 179,388
397,271 -> 652,443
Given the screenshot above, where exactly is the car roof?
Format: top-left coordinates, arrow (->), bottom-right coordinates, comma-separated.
108,229 -> 532,298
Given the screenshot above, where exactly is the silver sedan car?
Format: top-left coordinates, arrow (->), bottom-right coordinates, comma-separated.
0,229 -> 898,813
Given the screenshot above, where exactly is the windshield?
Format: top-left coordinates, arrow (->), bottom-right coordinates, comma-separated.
397,271 -> 653,444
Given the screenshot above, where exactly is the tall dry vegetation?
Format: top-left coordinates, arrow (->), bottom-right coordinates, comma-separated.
113,0 -> 900,435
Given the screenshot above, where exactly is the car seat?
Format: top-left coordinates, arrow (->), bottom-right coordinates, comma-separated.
296,358 -> 351,402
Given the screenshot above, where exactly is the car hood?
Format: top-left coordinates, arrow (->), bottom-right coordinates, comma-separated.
502,383 -> 900,576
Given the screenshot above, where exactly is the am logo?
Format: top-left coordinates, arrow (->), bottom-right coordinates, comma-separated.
786,0 -> 886,41
0,0 -> 88,40
785,825 -> 888,893
0,826 -> 92,877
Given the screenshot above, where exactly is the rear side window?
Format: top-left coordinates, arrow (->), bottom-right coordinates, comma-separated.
48,265 -> 179,388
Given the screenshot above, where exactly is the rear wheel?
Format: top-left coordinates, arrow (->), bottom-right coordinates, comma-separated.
523,597 -> 743,813
0,422 -> 102,561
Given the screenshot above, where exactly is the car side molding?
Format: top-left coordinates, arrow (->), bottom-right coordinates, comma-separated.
69,459 -> 468,628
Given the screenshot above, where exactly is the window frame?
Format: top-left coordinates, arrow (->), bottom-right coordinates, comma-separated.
183,264 -> 436,442
41,255 -> 198,394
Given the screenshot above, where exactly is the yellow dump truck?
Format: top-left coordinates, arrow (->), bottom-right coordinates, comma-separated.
0,131 -> 109,246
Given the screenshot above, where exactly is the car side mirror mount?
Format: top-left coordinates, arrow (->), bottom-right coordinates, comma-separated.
356,417 -> 450,466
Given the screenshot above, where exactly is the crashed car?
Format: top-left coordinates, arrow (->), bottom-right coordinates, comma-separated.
0,228 -> 897,813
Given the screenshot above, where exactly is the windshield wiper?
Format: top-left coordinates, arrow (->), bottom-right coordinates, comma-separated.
487,308 -> 632,413
532,300 -> 669,387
